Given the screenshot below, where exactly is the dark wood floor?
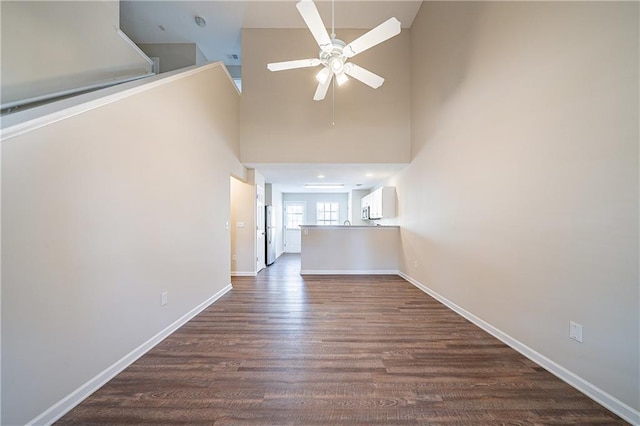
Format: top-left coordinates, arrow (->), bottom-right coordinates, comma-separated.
58,254 -> 626,425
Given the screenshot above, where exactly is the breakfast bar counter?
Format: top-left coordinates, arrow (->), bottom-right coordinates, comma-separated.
300,225 -> 399,275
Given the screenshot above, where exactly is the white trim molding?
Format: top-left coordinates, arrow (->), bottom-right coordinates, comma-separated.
27,284 -> 233,426
398,272 -> 640,425
301,269 -> 399,275
231,271 -> 258,277
0,72 -> 155,111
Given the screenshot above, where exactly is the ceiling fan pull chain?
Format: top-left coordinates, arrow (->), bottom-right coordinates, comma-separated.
332,78 -> 335,126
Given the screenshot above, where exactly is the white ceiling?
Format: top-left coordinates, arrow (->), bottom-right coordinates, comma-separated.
120,1 -> 420,193
244,163 -> 408,193
121,1 -> 422,66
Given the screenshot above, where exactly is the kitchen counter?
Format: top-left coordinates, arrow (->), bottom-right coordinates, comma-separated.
300,225 -> 400,229
300,225 -> 399,274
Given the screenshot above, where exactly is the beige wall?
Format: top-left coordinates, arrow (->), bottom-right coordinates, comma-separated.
1,64 -> 241,425
240,28 -> 410,164
138,43 -> 198,73
1,1 -> 151,106
392,1 -> 638,414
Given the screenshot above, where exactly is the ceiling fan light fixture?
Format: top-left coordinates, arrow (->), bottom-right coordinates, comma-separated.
336,72 -> 348,86
329,57 -> 344,73
266,0 -> 401,101
316,67 -> 331,84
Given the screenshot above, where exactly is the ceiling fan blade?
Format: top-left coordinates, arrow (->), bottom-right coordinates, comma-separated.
313,74 -> 332,101
296,0 -> 332,52
344,63 -> 384,89
343,17 -> 401,59
267,58 -> 321,72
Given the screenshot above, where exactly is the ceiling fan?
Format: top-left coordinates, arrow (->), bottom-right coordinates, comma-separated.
266,0 -> 401,101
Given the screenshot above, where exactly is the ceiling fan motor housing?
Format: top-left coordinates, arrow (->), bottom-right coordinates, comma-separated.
320,39 -> 347,74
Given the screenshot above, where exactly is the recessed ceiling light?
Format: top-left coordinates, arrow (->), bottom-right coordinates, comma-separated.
317,174 -> 325,178
365,173 -> 374,177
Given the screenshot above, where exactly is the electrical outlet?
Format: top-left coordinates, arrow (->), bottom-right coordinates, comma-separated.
161,292 -> 168,306
232,254 -> 237,261
413,260 -> 418,268
570,321 -> 583,343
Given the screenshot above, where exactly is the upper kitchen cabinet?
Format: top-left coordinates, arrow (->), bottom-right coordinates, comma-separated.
363,187 -> 396,219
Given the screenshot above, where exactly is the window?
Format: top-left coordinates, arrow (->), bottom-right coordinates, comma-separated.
316,202 -> 339,225
286,204 -> 304,229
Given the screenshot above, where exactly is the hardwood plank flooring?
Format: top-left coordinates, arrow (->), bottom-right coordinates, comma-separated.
58,254 -> 626,424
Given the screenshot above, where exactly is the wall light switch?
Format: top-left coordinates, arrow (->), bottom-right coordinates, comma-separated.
236,222 -> 245,228
161,292 -> 168,306
303,229 -> 308,235
570,321 -> 583,343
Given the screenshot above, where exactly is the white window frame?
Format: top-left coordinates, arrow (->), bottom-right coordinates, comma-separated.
285,202 -> 305,229
316,202 -> 339,226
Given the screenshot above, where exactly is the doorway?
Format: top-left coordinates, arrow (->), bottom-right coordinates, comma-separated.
284,201 -> 305,253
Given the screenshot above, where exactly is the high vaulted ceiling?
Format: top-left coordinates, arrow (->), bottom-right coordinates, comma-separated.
121,1 -> 421,67
120,1 -> 422,192
243,163 -> 408,193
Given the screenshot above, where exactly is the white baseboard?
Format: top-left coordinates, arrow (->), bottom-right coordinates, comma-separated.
398,272 -> 639,425
231,271 -> 257,277
301,269 -> 399,275
27,284 -> 233,426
